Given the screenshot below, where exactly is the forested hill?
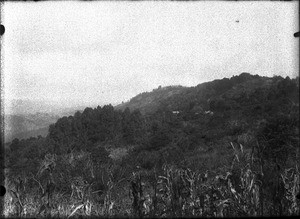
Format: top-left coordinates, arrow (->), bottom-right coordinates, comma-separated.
5,73 -> 299,217
116,73 -> 299,116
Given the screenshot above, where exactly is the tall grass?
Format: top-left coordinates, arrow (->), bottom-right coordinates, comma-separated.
4,142 -> 300,217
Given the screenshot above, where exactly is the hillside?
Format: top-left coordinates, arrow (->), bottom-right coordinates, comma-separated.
113,73 -> 299,159
116,73 -> 299,117
115,85 -> 187,114
4,73 -> 299,217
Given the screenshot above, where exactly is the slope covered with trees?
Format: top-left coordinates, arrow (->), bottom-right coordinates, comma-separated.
4,73 -> 299,217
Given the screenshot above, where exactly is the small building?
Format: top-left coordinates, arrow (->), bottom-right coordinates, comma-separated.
205,110 -> 214,115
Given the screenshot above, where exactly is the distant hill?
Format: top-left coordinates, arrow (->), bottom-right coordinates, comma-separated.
115,73 -> 299,116
7,126 -> 50,142
4,113 -> 60,143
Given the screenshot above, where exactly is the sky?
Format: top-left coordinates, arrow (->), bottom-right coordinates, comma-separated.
1,1 -> 299,112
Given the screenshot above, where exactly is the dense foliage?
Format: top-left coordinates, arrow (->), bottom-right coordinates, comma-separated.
4,73 -> 299,217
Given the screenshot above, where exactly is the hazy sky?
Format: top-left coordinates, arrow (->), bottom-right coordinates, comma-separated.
2,1 -> 299,110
